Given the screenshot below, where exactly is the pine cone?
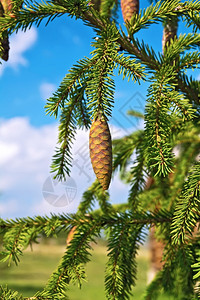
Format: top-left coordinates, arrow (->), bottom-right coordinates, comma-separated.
89,113 -> 112,190
162,19 -> 178,52
121,0 -> 139,23
0,0 -> 10,61
0,0 -> 12,13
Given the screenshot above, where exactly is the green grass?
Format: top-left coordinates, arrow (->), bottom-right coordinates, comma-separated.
0,241 -> 174,299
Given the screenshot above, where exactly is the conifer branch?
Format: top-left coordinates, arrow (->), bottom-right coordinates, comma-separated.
171,163 -> 200,244
127,137 -> 147,210
84,6 -> 200,104
178,51 -> 200,71
112,130 -> 144,173
192,249 -> 200,281
111,52 -> 145,82
85,23 -> 119,118
78,180 -> 113,215
161,244 -> 196,298
169,93 -> 196,122
0,210 -> 173,232
105,222 -> 143,299
50,89 -> 80,180
0,0 -> 89,32
0,224 -> 39,265
100,0 -> 118,21
145,66 -> 177,176
170,140 -> 200,204
45,57 -> 98,118
177,73 -> 199,104
126,109 -> 144,118
184,9 -> 200,32
162,33 -> 200,63
42,218 -> 102,298
127,0 -> 181,35
0,285 -> 23,300
78,180 -> 100,214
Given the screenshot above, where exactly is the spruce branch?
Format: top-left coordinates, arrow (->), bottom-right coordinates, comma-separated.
86,24 -> 119,118
169,139 -> 200,204
83,4 -> 200,103
126,35 -> 160,70
177,73 -> 199,105
0,285 -> 23,300
127,0 -> 181,36
169,93 -> 196,122
161,243 -> 196,298
78,180 -> 100,214
0,210 -> 173,232
100,0 -> 119,21
192,249 -> 200,281
145,244 -> 196,299
162,32 -> 200,63
50,91 -> 79,180
112,129 -> 144,174
183,8 -> 200,32
178,51 -> 200,71
45,57 -> 98,118
0,1 -> 200,298
0,224 -> 38,266
78,179 -> 113,215
144,65 -> 177,176
112,128 -> 148,209
126,109 -> 144,118
0,0 -> 89,33
42,217 -> 101,298
82,8 -> 158,69
127,136 -> 147,210
112,52 -> 145,82
86,61 -> 115,118
105,220 -> 144,299
171,163 -> 200,244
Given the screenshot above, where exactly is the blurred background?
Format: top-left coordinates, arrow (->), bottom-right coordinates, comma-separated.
0,233 -> 174,299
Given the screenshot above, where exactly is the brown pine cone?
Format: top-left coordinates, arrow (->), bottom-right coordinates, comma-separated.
162,18 -> 178,52
0,0 -> 12,13
121,0 -> 139,23
89,112 -> 112,190
0,0 -> 23,61
0,1 -> 9,61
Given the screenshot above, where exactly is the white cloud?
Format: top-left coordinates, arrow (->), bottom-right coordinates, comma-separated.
0,117 -> 130,219
0,198 -> 19,215
0,27 -> 37,76
40,82 -> 56,100
0,141 -> 20,165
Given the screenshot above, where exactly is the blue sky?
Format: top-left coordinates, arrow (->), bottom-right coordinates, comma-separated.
0,1 -> 165,127
0,1 -> 198,219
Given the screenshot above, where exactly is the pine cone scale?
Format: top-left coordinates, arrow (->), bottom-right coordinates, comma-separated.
121,0 -> 139,22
